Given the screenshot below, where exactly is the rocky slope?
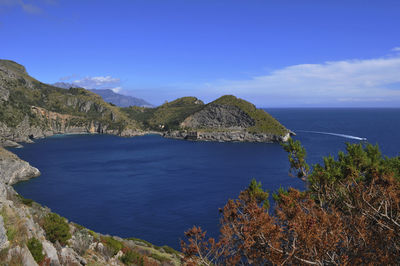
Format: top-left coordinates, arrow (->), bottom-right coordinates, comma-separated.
0,147 -> 182,265
181,104 -> 255,129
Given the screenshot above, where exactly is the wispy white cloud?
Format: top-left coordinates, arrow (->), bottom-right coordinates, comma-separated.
111,87 -> 122,93
392,47 -> 400,52
0,0 -> 56,14
20,2 -> 41,14
73,76 -> 121,90
199,54 -> 400,107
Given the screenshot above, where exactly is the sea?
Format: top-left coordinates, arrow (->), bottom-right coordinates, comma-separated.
10,108 -> 400,250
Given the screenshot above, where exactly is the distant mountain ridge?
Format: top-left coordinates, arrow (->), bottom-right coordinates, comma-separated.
89,89 -> 153,108
52,82 -> 153,108
52,82 -> 79,89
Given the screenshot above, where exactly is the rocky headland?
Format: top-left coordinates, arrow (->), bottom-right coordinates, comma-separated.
161,101 -> 293,142
0,60 -> 292,147
122,96 -> 294,143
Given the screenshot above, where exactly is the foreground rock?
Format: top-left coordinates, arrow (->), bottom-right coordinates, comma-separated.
0,148 -> 40,185
0,147 -> 182,265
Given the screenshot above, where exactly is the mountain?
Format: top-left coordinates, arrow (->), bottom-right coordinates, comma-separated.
89,89 -> 153,108
52,82 -> 79,89
0,60 -> 142,146
52,83 -> 153,108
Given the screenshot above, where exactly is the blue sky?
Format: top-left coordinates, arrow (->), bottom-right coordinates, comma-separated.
1,0 -> 400,107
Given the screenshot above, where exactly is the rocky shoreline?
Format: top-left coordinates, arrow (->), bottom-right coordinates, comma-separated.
0,123 -> 294,265
0,147 -> 181,265
0,107 -> 163,148
0,112 -> 293,148
163,130 -> 294,143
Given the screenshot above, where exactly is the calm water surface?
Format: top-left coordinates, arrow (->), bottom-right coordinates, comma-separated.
11,108 -> 400,249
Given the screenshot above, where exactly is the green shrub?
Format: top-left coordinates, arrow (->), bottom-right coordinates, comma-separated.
27,237 -> 44,263
126,237 -> 152,247
120,250 -> 143,265
72,222 -> 85,231
42,213 -> 71,245
17,194 -> 34,206
6,226 -> 16,241
88,230 -> 99,240
160,245 -> 180,256
101,236 -> 123,256
150,252 -> 170,263
21,198 -> 34,206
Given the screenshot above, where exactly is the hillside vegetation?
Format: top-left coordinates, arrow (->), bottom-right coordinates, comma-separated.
122,97 -> 205,130
207,95 -> 288,135
0,60 -> 138,134
123,95 -> 289,136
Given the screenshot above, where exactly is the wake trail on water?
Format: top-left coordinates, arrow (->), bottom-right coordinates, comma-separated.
296,130 -> 367,141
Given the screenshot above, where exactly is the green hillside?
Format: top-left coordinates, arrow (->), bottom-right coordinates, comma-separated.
0,60 -> 138,132
211,95 -> 288,135
122,97 -> 205,130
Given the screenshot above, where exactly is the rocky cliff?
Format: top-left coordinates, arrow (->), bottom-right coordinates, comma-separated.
180,104 -> 255,129
0,147 -> 182,265
0,148 -> 40,185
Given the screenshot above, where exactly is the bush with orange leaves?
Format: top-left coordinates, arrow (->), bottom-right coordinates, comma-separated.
181,141 -> 400,265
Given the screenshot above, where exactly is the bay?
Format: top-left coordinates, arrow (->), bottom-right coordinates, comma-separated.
11,108 -> 400,249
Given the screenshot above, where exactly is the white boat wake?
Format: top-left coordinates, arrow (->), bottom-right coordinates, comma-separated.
297,130 -> 367,141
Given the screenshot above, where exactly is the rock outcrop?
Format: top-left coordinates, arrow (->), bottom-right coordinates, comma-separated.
181,104 -> 255,129
0,148 -> 40,185
0,215 -> 9,250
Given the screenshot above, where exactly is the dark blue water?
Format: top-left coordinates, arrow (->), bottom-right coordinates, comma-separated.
10,108 -> 400,249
